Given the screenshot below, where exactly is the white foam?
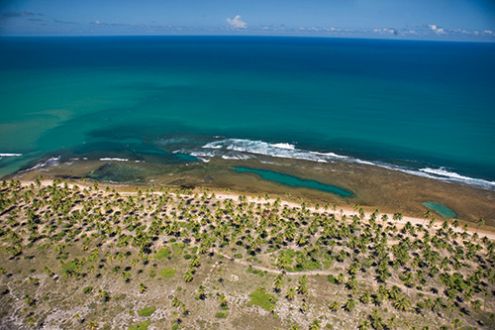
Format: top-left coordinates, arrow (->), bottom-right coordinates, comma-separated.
418,167 -> 495,189
99,157 -> 129,162
272,143 -> 295,150
189,151 -> 216,158
350,162 -> 495,190
27,156 -> 61,171
421,167 -> 470,179
202,139 -> 348,163
221,154 -> 252,160
354,159 -> 376,166
0,153 -> 22,157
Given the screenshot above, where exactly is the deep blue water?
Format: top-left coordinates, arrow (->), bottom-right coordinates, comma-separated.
0,36 -> 494,188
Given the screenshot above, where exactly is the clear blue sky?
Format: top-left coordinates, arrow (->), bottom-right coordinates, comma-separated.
1,0 -> 494,40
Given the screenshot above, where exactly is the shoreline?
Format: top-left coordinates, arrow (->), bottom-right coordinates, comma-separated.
12,155 -> 495,224
3,137 -> 495,192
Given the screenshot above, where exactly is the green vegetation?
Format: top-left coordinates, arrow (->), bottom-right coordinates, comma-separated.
83,286 -> 93,294
137,306 -> 156,317
155,247 -> 171,260
215,310 -> 229,318
128,320 -> 151,330
0,179 -> 493,329
159,267 -> 176,279
249,287 -> 278,311
61,259 -> 81,277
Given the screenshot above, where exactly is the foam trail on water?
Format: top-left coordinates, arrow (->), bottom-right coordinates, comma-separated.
0,153 -> 22,158
100,157 -> 129,162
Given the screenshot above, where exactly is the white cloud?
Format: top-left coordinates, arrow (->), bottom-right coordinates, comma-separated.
428,24 -> 446,35
226,15 -> 247,29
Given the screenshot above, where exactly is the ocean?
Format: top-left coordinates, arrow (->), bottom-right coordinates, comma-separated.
0,36 -> 494,189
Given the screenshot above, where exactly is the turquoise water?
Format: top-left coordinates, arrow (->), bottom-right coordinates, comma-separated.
233,166 -> 354,197
422,201 -> 457,218
0,37 -> 494,189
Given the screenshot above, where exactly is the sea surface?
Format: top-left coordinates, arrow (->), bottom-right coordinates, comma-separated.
0,36 -> 494,189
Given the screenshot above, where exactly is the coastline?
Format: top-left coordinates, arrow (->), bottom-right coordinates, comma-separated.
16,177 -> 495,240
11,154 -> 495,227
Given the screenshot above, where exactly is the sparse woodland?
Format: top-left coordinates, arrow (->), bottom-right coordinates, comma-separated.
0,179 -> 494,329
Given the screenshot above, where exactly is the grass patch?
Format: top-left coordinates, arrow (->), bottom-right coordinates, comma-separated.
128,320 -> 150,330
215,310 -> 229,318
137,306 -> 156,317
159,267 -> 176,279
249,287 -> 277,311
295,257 -> 321,271
61,259 -> 81,277
277,249 -> 323,271
154,247 -> 171,260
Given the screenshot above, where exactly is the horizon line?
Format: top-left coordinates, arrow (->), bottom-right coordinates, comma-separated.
1,33 -> 494,44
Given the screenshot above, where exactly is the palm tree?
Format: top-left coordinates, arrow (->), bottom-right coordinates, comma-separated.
273,274 -> 283,293
358,320 -> 371,330
392,294 -> 411,312
328,301 -> 339,312
343,298 -> 356,312
297,276 -> 308,295
308,319 -> 321,330
286,287 -> 296,301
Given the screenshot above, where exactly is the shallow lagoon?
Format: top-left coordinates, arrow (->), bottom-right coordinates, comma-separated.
422,201 -> 457,218
233,166 -> 354,197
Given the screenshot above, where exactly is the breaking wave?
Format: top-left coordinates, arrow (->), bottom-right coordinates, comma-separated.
202,139 -> 347,163
418,167 -> 495,189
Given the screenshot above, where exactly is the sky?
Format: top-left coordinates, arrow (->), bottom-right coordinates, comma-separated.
1,0 -> 495,41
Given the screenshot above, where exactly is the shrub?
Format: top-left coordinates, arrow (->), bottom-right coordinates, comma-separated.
137,306 -> 156,317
